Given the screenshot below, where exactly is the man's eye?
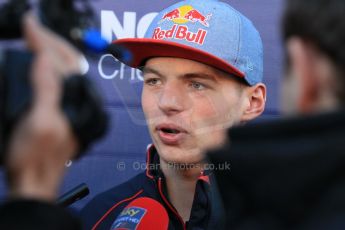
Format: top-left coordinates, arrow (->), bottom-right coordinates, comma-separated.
191,81 -> 206,90
145,78 -> 161,86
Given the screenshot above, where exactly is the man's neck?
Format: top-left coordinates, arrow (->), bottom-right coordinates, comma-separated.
160,159 -> 204,222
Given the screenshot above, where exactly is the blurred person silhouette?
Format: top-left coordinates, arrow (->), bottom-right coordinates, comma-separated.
209,0 -> 345,229
0,14 -> 83,230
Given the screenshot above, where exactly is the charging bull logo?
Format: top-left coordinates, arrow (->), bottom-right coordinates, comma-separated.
162,9 -> 180,21
160,5 -> 212,27
184,9 -> 212,27
154,5 -> 211,45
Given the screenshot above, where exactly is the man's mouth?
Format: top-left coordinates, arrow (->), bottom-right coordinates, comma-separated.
156,124 -> 188,145
160,128 -> 181,134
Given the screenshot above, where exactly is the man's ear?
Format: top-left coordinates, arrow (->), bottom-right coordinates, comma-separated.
241,83 -> 266,122
287,38 -> 319,113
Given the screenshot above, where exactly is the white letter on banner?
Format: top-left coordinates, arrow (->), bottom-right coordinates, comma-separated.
137,13 -> 158,38
101,11 -> 136,42
98,54 -> 119,79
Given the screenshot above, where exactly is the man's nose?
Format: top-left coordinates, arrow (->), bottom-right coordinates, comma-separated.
158,83 -> 186,115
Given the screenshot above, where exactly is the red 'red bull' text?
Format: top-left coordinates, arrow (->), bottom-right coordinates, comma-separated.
152,25 -> 207,45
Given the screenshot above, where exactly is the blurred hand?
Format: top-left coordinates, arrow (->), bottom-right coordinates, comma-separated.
6,14 -> 82,202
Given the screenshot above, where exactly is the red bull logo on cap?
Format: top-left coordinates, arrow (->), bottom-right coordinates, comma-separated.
152,25 -> 207,45
153,5 -> 211,45
159,5 -> 212,27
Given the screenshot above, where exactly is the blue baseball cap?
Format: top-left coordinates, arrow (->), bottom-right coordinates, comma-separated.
112,0 -> 263,86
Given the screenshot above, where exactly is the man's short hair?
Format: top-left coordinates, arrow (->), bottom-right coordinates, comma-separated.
283,0 -> 345,103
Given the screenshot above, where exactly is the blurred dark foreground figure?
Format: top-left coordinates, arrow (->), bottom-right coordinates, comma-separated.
209,0 -> 345,229
211,110 -> 345,230
0,14 -> 83,229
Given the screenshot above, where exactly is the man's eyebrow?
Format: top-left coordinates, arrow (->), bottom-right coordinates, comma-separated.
140,67 -> 163,78
140,67 -> 218,82
183,73 -> 218,83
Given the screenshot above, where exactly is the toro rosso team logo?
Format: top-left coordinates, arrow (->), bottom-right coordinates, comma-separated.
160,5 -> 212,27
154,5 -> 212,45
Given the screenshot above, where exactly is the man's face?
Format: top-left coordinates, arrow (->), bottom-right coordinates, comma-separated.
281,65 -> 302,115
282,38 -> 340,114
141,57 -> 249,164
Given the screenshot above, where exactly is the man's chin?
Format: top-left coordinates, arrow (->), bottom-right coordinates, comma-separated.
158,146 -> 205,165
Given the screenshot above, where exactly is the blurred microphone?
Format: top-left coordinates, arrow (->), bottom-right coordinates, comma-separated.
56,183 -> 89,207
111,197 -> 169,230
70,27 -> 132,63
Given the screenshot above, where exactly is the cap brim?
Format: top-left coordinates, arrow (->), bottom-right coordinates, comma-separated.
111,38 -> 245,79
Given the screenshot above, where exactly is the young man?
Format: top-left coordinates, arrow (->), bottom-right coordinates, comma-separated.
209,0 -> 345,229
81,0 -> 266,229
